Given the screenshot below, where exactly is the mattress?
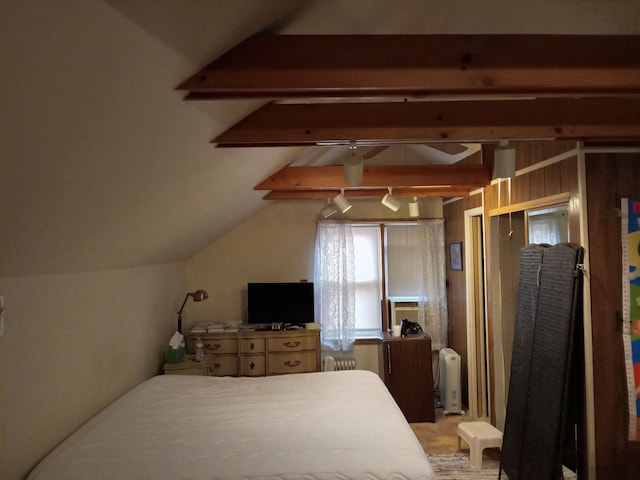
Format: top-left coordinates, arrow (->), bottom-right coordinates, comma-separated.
28,370 -> 435,480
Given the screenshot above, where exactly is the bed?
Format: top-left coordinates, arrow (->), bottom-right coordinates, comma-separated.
27,370 -> 435,480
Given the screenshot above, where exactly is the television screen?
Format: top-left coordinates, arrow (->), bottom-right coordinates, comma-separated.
247,282 -> 314,325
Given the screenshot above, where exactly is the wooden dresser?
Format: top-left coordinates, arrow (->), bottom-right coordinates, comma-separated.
165,329 -> 321,377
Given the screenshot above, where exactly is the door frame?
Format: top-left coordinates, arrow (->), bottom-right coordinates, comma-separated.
464,206 -> 489,420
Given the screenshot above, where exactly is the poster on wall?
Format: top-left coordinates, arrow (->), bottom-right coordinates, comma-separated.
621,198 -> 640,441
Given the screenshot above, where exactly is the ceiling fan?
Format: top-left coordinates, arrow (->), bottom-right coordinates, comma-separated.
341,142 -> 471,186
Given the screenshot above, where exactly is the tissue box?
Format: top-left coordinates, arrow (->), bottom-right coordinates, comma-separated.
166,346 -> 185,364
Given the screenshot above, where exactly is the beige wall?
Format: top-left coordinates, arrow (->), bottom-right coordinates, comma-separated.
185,198 -> 443,329
0,263 -> 184,480
185,198 -> 443,376
185,201 -> 320,327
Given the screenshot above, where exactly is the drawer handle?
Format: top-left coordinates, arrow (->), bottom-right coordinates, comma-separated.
250,342 -> 255,350
284,341 -> 301,348
284,360 -> 302,367
205,343 -> 221,351
212,363 -> 221,370
250,362 -> 255,370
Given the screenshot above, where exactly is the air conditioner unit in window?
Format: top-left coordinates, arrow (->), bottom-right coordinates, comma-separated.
389,300 -> 419,328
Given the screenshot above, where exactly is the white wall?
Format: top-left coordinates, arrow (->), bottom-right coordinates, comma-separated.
0,263 -> 184,480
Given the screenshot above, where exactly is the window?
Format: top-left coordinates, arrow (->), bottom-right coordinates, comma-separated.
352,223 -> 421,332
527,204 -> 569,245
352,226 -> 382,330
315,219 -> 447,350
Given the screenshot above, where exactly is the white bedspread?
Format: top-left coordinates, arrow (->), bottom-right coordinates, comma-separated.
28,370 -> 435,480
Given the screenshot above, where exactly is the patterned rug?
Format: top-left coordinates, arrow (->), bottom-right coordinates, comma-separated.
426,453 -> 502,479
426,454 -> 578,480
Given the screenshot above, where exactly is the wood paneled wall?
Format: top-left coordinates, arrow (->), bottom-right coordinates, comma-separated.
585,152 -> 640,479
444,142 -> 580,414
445,141 -> 640,478
484,141 -> 578,211
443,192 -> 482,404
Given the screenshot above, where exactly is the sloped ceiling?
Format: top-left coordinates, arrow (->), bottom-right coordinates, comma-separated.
2,0 -> 639,277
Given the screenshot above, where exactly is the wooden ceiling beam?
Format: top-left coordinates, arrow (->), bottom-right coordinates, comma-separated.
263,187 -> 474,200
178,35 -> 640,99
215,97 -> 640,146
254,165 -> 492,191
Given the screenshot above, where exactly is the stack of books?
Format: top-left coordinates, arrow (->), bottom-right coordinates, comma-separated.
190,323 -> 241,334
189,323 -> 208,334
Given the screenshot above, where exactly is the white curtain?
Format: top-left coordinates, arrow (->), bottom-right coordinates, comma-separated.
314,221 -> 356,351
416,219 -> 448,350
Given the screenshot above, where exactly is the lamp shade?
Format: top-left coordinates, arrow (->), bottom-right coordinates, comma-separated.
381,188 -> 401,212
190,290 -> 209,302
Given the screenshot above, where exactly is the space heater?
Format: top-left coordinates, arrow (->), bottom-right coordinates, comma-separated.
439,348 -> 462,414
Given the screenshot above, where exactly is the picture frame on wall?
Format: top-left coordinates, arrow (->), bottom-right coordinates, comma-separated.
450,242 -> 463,271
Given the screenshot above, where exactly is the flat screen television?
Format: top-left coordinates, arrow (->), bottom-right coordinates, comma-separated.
247,282 -> 314,325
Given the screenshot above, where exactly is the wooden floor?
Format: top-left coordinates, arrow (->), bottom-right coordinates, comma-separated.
410,408 -> 501,462
410,408 -> 469,454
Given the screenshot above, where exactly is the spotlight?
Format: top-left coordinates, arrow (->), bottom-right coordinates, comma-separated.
320,200 -> 338,218
381,187 -> 401,212
409,197 -> 420,218
333,188 -> 352,213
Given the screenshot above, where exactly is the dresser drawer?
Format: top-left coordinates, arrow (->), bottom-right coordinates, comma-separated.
268,351 -> 317,375
239,355 -> 266,376
239,338 -> 266,354
201,337 -> 238,355
208,355 -> 238,376
268,334 -> 316,352
183,330 -> 319,377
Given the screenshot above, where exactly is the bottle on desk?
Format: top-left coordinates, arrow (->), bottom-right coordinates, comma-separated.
195,337 -> 204,362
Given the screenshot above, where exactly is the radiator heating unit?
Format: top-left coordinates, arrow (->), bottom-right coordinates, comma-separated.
323,355 -> 356,371
439,348 -> 462,414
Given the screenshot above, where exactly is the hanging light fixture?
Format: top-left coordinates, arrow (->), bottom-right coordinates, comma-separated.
343,143 -> 364,186
381,187 -> 401,212
409,197 -> 420,218
333,188 -> 352,213
494,140 -> 516,179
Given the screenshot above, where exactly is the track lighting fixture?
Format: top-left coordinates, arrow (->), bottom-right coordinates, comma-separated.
343,145 -> 364,186
333,188 -> 352,213
320,199 -> 338,218
494,140 -> 516,179
381,187 -> 401,212
409,197 -> 420,218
